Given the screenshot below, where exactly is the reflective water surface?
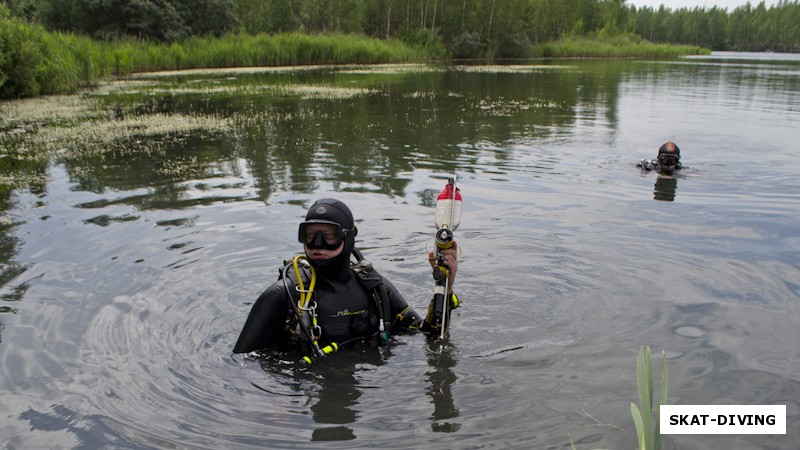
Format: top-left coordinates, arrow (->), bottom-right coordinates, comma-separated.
1,53 -> 799,449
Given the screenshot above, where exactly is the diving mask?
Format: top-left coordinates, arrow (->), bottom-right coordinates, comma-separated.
658,154 -> 680,166
298,220 -> 355,250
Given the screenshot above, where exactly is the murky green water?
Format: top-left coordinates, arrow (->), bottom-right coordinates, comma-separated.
1,54 -> 799,449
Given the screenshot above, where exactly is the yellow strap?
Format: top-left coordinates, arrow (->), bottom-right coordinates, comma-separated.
292,255 -> 316,308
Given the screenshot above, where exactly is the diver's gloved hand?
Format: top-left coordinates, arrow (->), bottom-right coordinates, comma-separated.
428,240 -> 458,294
638,159 -> 656,170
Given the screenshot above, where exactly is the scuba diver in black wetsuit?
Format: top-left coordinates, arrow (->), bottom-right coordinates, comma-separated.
637,141 -> 685,201
637,141 -> 683,175
233,198 -> 459,361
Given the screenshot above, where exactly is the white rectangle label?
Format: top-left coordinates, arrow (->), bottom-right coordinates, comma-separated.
660,405 -> 786,434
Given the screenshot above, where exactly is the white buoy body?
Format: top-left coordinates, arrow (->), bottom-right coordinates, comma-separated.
434,183 -> 462,230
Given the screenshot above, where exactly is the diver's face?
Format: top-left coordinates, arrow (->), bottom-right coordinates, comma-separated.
658,154 -> 679,173
302,223 -> 344,260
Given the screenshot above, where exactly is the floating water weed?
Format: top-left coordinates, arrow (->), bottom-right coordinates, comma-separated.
451,65 -> 572,73
0,171 -> 48,188
339,64 -> 444,74
0,95 -> 98,130
272,85 -> 376,100
476,98 -> 563,116
0,86 -> 237,189
93,76 -> 378,101
20,112 -> 232,160
90,79 -> 161,96
158,156 -> 200,177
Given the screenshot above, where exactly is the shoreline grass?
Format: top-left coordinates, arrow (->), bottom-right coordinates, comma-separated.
2,5 -> 710,101
1,27 -> 429,99
536,34 -> 710,59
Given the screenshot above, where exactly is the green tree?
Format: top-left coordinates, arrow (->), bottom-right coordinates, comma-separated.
8,0 -> 239,41
33,0 -> 188,41
175,0 -> 239,37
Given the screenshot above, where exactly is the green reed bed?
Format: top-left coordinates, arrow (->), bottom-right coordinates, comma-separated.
2,7 -> 426,99
536,34 -> 710,58
120,33 -> 425,73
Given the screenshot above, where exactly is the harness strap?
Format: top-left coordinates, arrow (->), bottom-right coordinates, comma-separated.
283,250 -> 393,347
352,252 -> 392,345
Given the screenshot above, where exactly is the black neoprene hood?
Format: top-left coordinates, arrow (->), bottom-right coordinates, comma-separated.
303,198 -> 356,231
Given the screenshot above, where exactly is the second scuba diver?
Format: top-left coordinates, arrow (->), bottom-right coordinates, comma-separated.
233,198 -> 459,360
638,141 -> 683,175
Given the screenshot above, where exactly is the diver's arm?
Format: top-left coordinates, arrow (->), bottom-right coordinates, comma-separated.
232,283 -> 290,353
638,159 -> 657,171
383,277 -> 425,333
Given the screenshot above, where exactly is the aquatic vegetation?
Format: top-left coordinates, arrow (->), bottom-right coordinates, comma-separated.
98,74 -> 380,100
0,64 -> 397,190
476,98 -> 563,116
4,109 -> 232,162
339,64 -> 445,75
0,87 -> 236,190
631,346 -> 668,450
2,60 -> 580,191
567,346 -> 669,450
271,85 -> 377,100
451,65 -> 573,73
0,95 -> 99,131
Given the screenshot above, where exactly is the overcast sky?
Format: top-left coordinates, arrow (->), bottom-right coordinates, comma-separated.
627,0 -> 779,10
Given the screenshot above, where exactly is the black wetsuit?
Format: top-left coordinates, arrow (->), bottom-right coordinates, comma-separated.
233,256 -> 424,354
234,198 -> 457,355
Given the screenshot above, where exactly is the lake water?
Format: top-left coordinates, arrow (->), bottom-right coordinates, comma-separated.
1,52 -> 798,449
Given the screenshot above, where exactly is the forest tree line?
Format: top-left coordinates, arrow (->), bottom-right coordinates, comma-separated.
2,0 -> 799,54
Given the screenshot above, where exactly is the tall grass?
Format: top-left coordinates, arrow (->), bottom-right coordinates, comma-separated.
2,8 -> 427,100
535,33 -> 710,58
117,32 -> 426,73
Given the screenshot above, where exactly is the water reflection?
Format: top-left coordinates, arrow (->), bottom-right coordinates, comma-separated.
55,62 -> 634,202
426,341 -> 460,433
253,340 -> 460,442
653,175 -> 679,202
310,364 -> 360,442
